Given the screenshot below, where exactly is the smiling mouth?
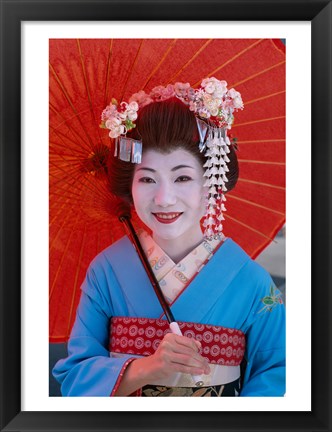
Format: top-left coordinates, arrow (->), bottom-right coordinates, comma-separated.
152,212 -> 183,224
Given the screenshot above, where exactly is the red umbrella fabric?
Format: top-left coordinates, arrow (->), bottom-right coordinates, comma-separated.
49,38 -> 285,342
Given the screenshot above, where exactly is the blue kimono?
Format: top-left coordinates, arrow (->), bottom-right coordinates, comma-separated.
53,236 -> 285,396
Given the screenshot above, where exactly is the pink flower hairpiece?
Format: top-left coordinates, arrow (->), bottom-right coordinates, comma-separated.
100,77 -> 243,139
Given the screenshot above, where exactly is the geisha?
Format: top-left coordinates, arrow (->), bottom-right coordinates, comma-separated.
53,78 -> 285,397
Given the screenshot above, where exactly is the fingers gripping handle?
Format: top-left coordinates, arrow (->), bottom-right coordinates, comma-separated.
169,322 -> 204,387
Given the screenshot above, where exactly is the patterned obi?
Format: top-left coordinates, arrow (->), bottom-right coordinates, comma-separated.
109,317 -> 246,390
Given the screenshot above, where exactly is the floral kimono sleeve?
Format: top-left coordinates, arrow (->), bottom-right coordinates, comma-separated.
240,281 -> 286,397
52,261 -> 137,396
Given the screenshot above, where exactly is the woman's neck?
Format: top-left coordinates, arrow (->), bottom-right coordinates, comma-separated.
153,229 -> 204,263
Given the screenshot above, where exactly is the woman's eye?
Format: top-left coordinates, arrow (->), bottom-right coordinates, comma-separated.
138,177 -> 155,184
175,175 -> 192,182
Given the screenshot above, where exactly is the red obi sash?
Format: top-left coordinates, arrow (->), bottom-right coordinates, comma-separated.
109,317 -> 246,366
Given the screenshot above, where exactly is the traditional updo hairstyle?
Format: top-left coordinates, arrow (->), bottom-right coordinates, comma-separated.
108,97 -> 239,205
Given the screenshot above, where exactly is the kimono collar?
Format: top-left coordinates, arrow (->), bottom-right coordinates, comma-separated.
138,230 -> 223,304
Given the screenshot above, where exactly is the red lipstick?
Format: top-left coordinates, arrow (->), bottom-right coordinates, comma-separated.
152,212 -> 182,224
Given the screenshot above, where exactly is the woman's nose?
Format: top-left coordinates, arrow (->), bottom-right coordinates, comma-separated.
154,182 -> 176,207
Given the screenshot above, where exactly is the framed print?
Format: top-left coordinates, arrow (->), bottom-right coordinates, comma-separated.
1,0 -> 331,431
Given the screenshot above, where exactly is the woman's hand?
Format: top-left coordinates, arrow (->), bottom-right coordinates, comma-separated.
114,333 -> 210,396
142,333 -> 210,381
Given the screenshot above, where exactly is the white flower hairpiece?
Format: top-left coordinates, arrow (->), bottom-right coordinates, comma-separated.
100,77 -> 243,139
100,99 -> 139,138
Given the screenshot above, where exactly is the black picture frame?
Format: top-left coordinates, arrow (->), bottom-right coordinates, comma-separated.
1,0 -> 331,431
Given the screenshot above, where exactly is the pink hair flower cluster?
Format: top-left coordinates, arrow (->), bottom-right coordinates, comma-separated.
100,78 -> 243,139
189,77 -> 244,128
100,99 -> 139,139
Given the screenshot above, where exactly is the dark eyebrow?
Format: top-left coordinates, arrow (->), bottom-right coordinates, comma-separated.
136,165 -> 194,173
171,165 -> 194,172
135,167 -> 156,173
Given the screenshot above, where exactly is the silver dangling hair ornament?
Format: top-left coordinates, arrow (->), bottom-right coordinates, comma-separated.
196,118 -> 231,241
114,136 -> 143,164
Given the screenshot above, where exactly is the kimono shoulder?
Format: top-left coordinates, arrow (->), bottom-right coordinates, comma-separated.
221,239 -> 279,305
88,235 -> 134,270
82,235 -> 167,318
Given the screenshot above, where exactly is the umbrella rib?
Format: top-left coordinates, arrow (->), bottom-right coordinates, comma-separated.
66,225 -> 88,336
50,335 -> 68,341
49,159 -> 86,180
50,178 -> 118,306
233,115 -> 285,128
49,63 -> 78,115
49,198 -> 80,250
49,104 -> 93,154
167,39 -> 213,84
49,197 -> 76,231
244,90 -> 285,105
50,164 -> 87,183
49,185 -> 89,206
239,139 -> 285,144
49,147 -> 87,161
49,163 -> 83,182
193,39 -> 264,87
77,39 -> 104,146
50,134 -> 90,157
238,159 -> 285,166
50,163 -> 118,217
224,214 -> 277,242
49,188 -> 112,218
230,60 -> 285,88
49,158 -> 111,205
49,62 -> 96,150
104,39 -> 114,108
77,39 -> 93,109
49,212 -> 82,300
143,39 -> 178,90
238,178 -> 285,190
50,164 -> 108,197
49,192 -> 111,236
50,170 -> 112,209
227,194 -> 285,216
120,40 -> 145,101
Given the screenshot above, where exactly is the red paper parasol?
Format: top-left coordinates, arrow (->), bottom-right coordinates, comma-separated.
49,38 -> 285,342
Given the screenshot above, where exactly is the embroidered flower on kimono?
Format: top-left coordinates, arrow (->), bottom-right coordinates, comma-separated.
258,285 -> 283,314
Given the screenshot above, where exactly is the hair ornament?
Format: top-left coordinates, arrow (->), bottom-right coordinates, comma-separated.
100,77 -> 243,154
101,77 -> 244,240
201,126 -> 232,239
114,136 -> 143,164
196,118 -> 209,152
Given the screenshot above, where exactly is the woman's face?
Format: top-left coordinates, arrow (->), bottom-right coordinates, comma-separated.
132,149 -> 206,245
